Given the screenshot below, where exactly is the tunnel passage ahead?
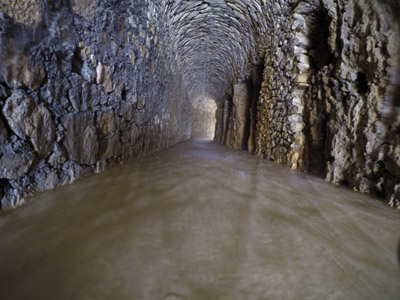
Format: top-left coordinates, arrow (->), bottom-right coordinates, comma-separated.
0,140 -> 399,300
162,0 -> 268,102
161,0 -> 270,138
0,0 -> 272,208
190,96 -> 217,140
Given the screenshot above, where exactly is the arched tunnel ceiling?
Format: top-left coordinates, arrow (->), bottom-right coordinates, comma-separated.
159,0 -> 271,102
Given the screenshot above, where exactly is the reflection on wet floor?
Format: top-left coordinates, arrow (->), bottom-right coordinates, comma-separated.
0,140 -> 399,300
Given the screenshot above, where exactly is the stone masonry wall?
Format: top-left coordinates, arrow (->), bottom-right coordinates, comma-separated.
253,0 -> 400,206
0,0 -> 191,210
254,1 -> 304,169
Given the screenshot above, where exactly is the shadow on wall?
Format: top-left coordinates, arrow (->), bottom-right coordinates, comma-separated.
215,60 -> 264,151
190,96 -> 217,141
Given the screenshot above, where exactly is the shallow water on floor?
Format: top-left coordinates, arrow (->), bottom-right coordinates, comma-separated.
1,140 -> 400,300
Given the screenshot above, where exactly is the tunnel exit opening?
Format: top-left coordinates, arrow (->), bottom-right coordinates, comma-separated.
190,96 -> 217,141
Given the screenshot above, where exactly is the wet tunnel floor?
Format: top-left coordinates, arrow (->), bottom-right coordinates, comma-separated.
1,140 -> 400,300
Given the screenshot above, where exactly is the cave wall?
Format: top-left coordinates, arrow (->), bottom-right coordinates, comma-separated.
216,0 -> 400,206
0,0 -> 191,209
224,82 -> 251,150
251,0 -> 400,206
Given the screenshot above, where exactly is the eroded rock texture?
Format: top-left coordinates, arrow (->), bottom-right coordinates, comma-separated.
0,0 -> 191,209
3,91 -> 55,157
225,82 -> 251,150
251,0 -> 400,206
215,0 -> 399,206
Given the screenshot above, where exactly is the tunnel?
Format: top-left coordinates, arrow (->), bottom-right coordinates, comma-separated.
0,0 -> 400,299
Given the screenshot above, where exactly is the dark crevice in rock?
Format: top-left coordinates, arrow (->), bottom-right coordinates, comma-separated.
355,72 -> 370,95
247,61 -> 264,154
309,5 -> 334,70
221,94 -> 233,145
243,86 -> 251,152
71,48 -> 83,75
303,3 -> 335,176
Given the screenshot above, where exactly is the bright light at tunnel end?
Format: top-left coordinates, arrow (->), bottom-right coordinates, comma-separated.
190,95 -> 218,141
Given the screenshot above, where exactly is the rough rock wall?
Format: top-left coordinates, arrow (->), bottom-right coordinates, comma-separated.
310,0 -> 400,206
253,0 -> 400,206
254,1 -> 303,168
0,0 -> 190,210
0,0 -> 42,27
225,82 -> 251,150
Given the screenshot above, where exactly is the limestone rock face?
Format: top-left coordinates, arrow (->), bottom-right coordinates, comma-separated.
0,0 -> 192,209
0,154 -> 32,180
71,0 -> 96,21
0,0 -> 42,27
97,108 -> 116,137
0,12 -> 46,90
225,82 -> 251,150
61,113 -> 99,165
300,0 -> 400,204
3,91 -> 55,157
250,0 -> 400,205
48,143 -> 67,168
99,132 -> 121,161
0,54 -> 46,90
0,140 -> 34,180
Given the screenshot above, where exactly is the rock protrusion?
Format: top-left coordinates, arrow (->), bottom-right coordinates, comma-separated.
61,112 -> 99,165
0,140 -> 34,180
2,91 -> 55,157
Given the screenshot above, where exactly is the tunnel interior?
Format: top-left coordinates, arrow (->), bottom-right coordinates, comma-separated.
161,0 -> 268,141
0,2 -> 398,210
0,0 -> 400,298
